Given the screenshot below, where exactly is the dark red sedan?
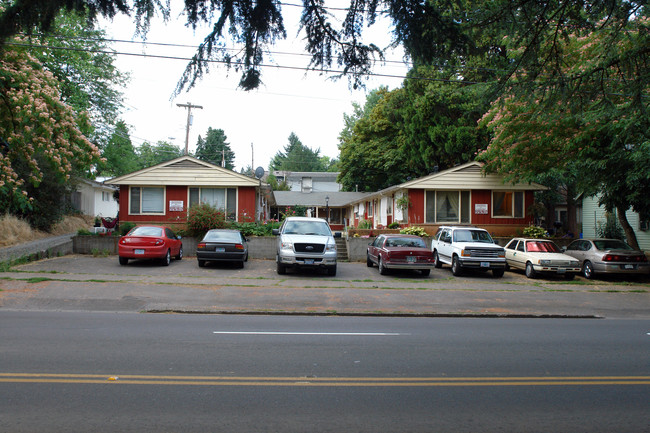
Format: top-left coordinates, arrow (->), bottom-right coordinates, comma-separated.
118,225 -> 183,266
367,234 -> 435,276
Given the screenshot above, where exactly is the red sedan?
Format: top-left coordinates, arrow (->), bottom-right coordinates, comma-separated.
367,234 -> 435,276
118,225 -> 183,266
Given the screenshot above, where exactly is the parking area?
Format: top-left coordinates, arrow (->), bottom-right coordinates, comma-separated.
9,254 -> 650,285
2,255 -> 649,318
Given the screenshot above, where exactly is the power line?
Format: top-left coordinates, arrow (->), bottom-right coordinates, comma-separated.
7,41 -> 488,85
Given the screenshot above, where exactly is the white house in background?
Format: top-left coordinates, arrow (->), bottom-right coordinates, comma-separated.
70,178 -> 119,218
272,171 -> 341,193
582,196 -> 650,250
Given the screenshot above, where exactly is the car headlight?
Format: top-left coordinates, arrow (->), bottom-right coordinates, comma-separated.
280,240 -> 293,251
325,242 -> 337,252
571,261 -> 580,267
539,260 -> 551,266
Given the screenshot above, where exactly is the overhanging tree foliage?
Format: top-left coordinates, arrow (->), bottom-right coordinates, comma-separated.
4,0 -> 641,94
478,16 -> 649,248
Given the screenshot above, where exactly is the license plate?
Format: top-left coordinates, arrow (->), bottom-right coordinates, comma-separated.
215,247 -> 225,252
304,259 -> 314,265
480,262 -> 490,268
134,249 -> 145,255
624,264 -> 635,270
407,256 -> 416,263
557,268 -> 566,274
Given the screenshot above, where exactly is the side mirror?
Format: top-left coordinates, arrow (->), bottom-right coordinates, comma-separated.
272,229 -> 280,236
561,246 -> 567,252
177,236 -> 182,240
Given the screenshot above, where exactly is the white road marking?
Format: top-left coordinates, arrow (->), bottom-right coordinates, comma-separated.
213,331 -> 403,336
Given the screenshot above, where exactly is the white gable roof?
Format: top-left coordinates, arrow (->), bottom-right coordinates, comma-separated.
400,161 -> 547,191
105,156 -> 260,187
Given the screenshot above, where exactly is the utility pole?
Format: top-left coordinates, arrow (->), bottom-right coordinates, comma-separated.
176,102 -> 203,155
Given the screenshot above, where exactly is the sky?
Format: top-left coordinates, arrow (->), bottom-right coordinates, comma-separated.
99,3 -> 410,173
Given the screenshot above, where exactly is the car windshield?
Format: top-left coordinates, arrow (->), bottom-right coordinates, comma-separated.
203,231 -> 241,243
385,237 -> 426,248
593,239 -> 633,250
130,227 -> 163,237
526,241 -> 561,253
453,229 -> 493,243
283,221 -> 331,236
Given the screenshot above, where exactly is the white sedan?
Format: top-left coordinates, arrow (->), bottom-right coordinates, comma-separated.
504,238 -> 581,279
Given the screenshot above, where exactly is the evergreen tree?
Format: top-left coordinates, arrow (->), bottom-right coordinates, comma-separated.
100,121 -> 139,176
195,127 -> 235,169
269,133 -> 326,172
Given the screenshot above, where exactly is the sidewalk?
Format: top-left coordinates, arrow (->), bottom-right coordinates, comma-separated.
1,255 -> 649,318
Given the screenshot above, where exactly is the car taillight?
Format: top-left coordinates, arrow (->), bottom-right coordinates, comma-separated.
197,243 -> 206,249
601,254 -> 645,262
154,239 -> 164,245
235,244 -> 244,250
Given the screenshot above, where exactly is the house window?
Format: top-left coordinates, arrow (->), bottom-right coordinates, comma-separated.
493,191 -> 525,218
129,187 -> 164,214
368,201 -> 374,217
189,187 -> 237,220
425,191 -> 471,223
386,197 -> 392,215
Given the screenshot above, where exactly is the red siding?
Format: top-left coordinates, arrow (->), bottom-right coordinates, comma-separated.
408,189 -> 425,225
238,186 -> 256,222
119,185 -> 259,228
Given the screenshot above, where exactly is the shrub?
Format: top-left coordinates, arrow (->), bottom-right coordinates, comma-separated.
357,218 -> 372,229
400,226 -> 428,237
187,203 -> 226,237
596,217 -> 624,240
522,225 -> 547,238
119,222 -> 136,236
230,220 -> 281,237
387,222 -> 400,229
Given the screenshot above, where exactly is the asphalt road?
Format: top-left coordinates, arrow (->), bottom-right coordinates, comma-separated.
1,311 -> 649,432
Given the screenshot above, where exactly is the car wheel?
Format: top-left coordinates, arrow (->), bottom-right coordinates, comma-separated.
244,252 -> 249,262
433,251 -> 442,268
378,258 -> 388,275
119,256 -> 128,266
176,245 -> 183,260
237,260 -> 245,269
162,250 -> 171,266
451,256 -> 462,276
327,265 -> 337,276
421,269 -> 431,277
525,262 -> 536,279
198,259 -> 206,268
276,259 -> 287,275
582,261 -> 594,279
565,273 -> 575,281
366,253 -> 373,267
492,269 -> 505,278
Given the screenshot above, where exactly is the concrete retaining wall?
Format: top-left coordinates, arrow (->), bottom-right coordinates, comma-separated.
71,235 -> 276,259
0,234 -> 74,264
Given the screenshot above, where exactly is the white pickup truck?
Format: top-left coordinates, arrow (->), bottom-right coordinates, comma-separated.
431,226 -> 506,277
272,216 -> 340,276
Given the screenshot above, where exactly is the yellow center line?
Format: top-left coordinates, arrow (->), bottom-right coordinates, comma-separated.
1,373 -> 649,387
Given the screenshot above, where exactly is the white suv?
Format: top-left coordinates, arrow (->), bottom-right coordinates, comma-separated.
431,226 -> 506,277
272,217 -> 340,276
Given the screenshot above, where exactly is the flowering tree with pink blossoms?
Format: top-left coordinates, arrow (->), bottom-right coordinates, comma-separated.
478,18 -> 649,248
0,44 -> 102,229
